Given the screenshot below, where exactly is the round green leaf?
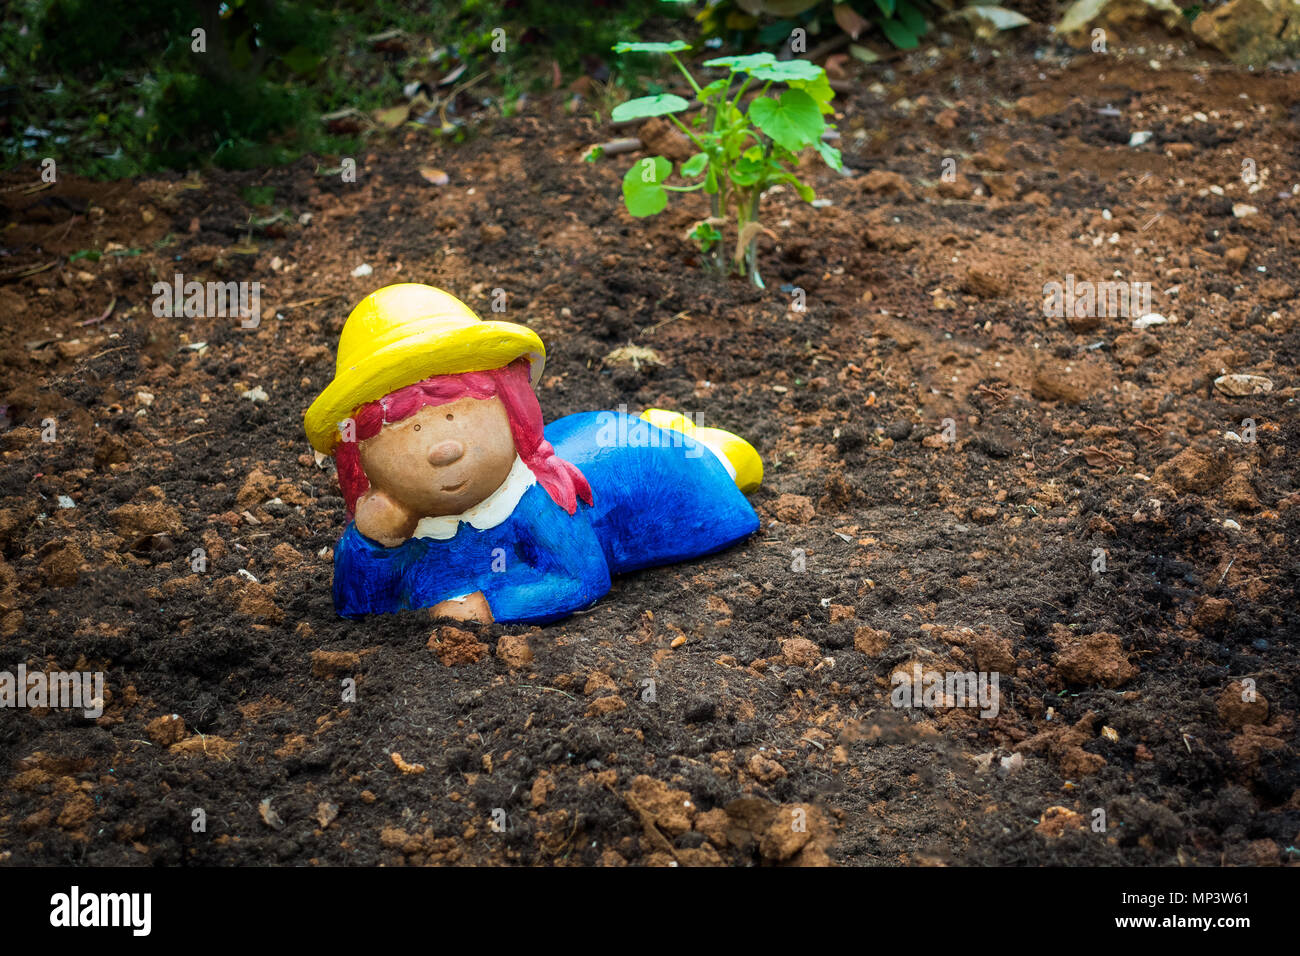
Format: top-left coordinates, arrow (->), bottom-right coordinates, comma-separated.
729,155 -> 764,187
814,140 -> 843,172
622,156 -> 672,217
611,41 -> 692,54
789,72 -> 836,113
698,78 -> 730,101
880,18 -> 919,49
746,59 -> 824,83
897,1 -> 929,36
748,89 -> 823,153
681,152 -> 709,177
777,174 -> 816,203
611,94 -> 690,123
702,52 -> 776,72
704,165 -> 719,194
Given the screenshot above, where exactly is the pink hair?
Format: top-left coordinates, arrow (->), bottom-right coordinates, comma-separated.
334,358 -> 592,518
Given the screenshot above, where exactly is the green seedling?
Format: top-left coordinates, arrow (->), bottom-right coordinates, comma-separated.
611,41 -> 841,288
241,185 -> 277,208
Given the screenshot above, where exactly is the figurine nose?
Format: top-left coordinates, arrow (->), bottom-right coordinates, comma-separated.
427,439 -> 465,467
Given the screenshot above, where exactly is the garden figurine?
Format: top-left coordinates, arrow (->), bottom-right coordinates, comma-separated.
304,283 -> 763,624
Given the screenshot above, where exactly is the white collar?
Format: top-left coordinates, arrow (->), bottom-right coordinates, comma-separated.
411,456 -> 535,541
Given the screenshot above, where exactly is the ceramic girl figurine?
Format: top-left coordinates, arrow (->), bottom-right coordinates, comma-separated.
304,284 -> 763,624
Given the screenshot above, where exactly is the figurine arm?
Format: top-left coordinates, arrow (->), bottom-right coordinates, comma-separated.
480,566 -> 609,624
477,515 -> 612,624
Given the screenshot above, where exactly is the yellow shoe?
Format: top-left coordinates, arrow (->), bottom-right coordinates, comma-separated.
640,408 -> 763,493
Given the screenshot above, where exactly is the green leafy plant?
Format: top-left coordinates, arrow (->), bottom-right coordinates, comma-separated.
611,42 -> 840,287
241,185 -> 278,208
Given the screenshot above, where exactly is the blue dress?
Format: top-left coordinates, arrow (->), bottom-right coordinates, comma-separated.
333,412 -> 760,623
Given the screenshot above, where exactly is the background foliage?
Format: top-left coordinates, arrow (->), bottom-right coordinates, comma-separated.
2,0 -> 674,177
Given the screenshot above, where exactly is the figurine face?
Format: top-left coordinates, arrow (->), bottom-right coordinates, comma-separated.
358,395 -> 517,518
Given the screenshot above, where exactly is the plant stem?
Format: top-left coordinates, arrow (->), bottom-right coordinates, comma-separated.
667,114 -> 707,152
668,54 -> 701,95
733,188 -> 749,279
710,190 -> 724,272
746,189 -> 763,289
731,76 -> 753,112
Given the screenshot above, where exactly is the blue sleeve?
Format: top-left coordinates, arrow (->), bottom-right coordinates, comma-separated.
478,494 -> 612,624
333,524 -> 407,617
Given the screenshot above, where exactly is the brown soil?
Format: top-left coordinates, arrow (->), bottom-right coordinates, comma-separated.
2,33 -> 1298,867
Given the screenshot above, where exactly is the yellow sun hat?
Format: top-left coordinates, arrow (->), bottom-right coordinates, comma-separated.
304,283 -> 545,455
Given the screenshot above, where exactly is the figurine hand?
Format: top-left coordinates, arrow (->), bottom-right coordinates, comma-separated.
353,489 -> 418,547
430,591 -> 494,623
